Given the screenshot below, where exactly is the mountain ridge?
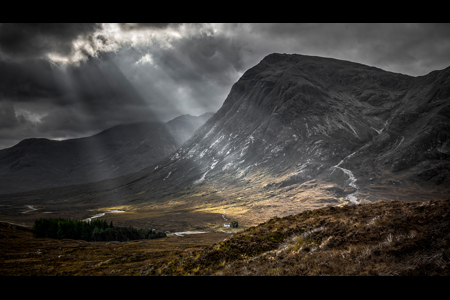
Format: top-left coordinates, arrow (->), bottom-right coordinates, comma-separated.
0,112 -> 213,195
152,53 -> 448,190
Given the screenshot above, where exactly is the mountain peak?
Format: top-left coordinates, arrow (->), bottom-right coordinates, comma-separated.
140,53 -> 449,211
15,138 -> 53,147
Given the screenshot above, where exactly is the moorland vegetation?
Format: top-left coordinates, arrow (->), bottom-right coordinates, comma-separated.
143,199 -> 450,276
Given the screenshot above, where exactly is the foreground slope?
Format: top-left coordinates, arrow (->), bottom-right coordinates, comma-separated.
144,198 -> 450,276
0,113 -> 213,195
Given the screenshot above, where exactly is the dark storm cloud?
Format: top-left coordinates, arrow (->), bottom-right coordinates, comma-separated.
0,52 -> 152,138
0,23 -> 102,60
42,53 -> 159,128
0,49 -> 159,149
0,23 -> 241,147
0,100 -> 41,149
150,32 -> 244,87
243,23 -> 450,76
0,101 -> 26,129
110,28 -> 247,122
118,23 -> 182,31
0,58 -> 64,102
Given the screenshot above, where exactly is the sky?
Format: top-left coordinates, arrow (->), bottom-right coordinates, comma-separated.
0,23 -> 449,149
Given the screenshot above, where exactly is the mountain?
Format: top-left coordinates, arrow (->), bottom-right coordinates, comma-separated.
139,53 -> 450,204
0,113 -> 213,195
1,53 -> 448,232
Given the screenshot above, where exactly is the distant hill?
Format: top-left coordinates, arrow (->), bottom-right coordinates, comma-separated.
0,113 -> 213,195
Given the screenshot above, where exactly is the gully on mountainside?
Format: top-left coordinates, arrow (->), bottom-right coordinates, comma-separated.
330,117 -> 392,204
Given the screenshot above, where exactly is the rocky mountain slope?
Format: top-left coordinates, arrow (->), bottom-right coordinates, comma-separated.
0,113 -> 213,195
139,53 -> 450,205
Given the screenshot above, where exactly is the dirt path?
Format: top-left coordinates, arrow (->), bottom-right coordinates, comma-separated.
22,205 -> 38,214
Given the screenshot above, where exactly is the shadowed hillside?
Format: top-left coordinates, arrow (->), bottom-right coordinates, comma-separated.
0,113 -> 213,195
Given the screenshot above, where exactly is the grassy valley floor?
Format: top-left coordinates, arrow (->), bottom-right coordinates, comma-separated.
1,198 -> 450,276
0,222 -> 231,276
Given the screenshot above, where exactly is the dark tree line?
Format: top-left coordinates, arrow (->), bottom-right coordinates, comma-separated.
32,218 -> 166,242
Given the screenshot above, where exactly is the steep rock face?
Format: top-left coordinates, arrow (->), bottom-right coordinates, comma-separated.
140,54 -> 450,207
151,55 -> 414,183
327,65 -> 450,193
0,113 -> 213,194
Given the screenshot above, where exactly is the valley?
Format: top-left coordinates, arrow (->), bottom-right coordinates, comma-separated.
2,197 -> 449,276
0,53 -> 449,275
